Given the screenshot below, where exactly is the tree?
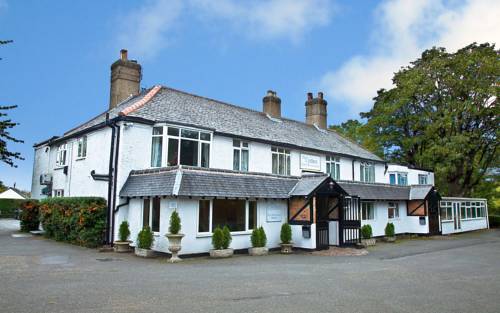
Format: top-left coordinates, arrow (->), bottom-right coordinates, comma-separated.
1,40 -> 23,167
329,119 -> 384,157
362,43 -> 499,197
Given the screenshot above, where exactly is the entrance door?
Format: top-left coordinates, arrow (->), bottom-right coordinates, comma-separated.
316,196 -> 330,250
453,202 -> 461,230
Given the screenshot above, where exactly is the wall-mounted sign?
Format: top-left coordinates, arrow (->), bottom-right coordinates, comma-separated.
300,153 -> 321,171
266,207 -> 282,222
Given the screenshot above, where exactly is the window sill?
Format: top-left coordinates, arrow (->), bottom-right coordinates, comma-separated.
196,231 -> 252,238
75,157 -> 86,161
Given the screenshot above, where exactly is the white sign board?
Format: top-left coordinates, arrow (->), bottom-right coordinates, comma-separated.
300,153 -> 321,171
266,207 -> 282,222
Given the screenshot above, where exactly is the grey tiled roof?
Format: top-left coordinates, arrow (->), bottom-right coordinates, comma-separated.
119,168 -> 177,198
337,181 -> 410,200
409,185 -> 433,200
289,174 -> 329,196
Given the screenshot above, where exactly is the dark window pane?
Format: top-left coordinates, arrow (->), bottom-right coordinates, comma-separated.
241,150 -> 249,172
198,200 -> 210,232
143,199 -> 150,228
212,199 -> 245,232
286,155 -> 291,175
181,129 -> 198,139
167,127 -> 179,136
152,198 -> 160,232
180,139 -> 198,166
278,153 -> 284,174
153,127 -> 163,135
233,149 -> 240,171
248,201 -> 257,230
200,132 -> 211,141
151,136 -> 162,167
167,138 -> 179,166
272,154 -> 278,174
201,143 -> 210,168
233,139 -> 240,147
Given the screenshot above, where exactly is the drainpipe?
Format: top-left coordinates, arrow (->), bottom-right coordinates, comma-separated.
110,124 -> 121,244
105,113 -> 117,245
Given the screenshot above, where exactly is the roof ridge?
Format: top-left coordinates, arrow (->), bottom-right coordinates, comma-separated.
119,85 -> 162,116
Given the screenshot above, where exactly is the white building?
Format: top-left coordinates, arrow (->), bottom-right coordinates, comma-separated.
31,50 -> 488,255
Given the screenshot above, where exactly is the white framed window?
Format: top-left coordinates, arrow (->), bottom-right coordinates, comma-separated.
459,201 -> 486,219
143,198 -> 161,233
271,147 -> 290,175
76,136 -> 87,159
418,174 -> 428,185
326,156 -> 340,180
233,139 -> 249,171
55,144 -> 67,167
361,202 -> 375,220
360,162 -> 375,182
198,199 -> 257,234
150,125 -> 211,168
440,201 -> 453,220
388,202 -> 399,219
53,189 -> 64,197
389,172 -> 407,185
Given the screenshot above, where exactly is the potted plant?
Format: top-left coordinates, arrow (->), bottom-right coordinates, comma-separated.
210,226 -> 233,258
165,210 -> 184,263
114,220 -> 131,252
135,226 -> 155,258
249,227 -> 268,256
360,224 -> 376,247
280,223 -> 293,254
384,222 -> 396,242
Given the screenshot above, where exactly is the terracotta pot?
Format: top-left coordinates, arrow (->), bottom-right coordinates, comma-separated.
280,243 -> 293,254
134,247 -> 155,258
114,241 -> 131,253
166,233 -> 184,263
209,248 -> 234,258
248,247 -> 269,256
361,238 -> 376,246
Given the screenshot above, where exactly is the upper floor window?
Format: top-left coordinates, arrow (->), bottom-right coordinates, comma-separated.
418,174 -> 428,185
55,144 -> 67,167
388,202 -> 399,219
233,139 -> 249,172
326,156 -> 340,180
150,126 -> 211,168
389,172 -> 408,185
271,147 -> 290,175
360,162 -> 375,183
361,202 -> 374,220
76,136 -> 87,159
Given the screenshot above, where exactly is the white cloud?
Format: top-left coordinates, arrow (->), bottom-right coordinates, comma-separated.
320,0 -> 500,115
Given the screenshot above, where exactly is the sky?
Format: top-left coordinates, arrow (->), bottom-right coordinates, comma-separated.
0,0 -> 499,191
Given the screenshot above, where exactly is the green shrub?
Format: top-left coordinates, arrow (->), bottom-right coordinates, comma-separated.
118,221 -> 130,242
137,226 -> 154,249
168,210 -> 181,234
361,224 -> 373,239
222,225 -> 232,249
489,215 -> 500,228
0,199 -> 24,218
212,226 -> 225,250
385,222 -> 395,237
39,197 -> 106,248
20,200 -> 40,232
251,226 -> 267,248
280,223 -> 292,244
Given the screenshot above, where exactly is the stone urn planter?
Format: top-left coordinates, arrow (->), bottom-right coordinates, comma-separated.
114,240 -> 131,253
209,248 -> 234,258
166,233 -> 184,263
280,243 -> 293,254
361,238 -> 376,247
248,247 -> 268,256
134,247 -> 155,258
384,236 -> 396,243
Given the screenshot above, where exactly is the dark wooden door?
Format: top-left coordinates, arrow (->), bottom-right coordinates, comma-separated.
428,201 -> 441,235
316,221 -> 329,250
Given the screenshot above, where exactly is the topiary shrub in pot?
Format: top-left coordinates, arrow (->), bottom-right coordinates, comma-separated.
384,222 -> 396,242
280,223 -> 293,254
165,210 -> 184,263
135,226 -> 155,258
114,220 -> 131,253
210,226 -> 233,258
360,224 -> 376,247
249,227 -> 268,256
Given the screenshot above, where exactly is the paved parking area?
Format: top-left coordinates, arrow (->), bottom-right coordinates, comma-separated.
1,218 -> 499,313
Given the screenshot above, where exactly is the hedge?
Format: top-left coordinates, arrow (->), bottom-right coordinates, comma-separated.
39,197 -> 106,248
489,215 -> 500,228
0,199 -> 25,218
20,200 -> 40,232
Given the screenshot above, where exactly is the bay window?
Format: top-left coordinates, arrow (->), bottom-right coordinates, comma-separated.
360,162 -> 375,182
198,199 -> 258,234
272,147 -> 290,175
326,156 -> 340,180
143,198 -> 161,233
233,139 -> 249,171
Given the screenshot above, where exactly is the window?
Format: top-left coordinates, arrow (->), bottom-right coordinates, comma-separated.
150,126 -> 211,168
77,136 -> 87,158
459,201 -> 486,219
361,202 -> 374,220
143,198 -> 161,233
440,201 -> 453,220
360,162 -> 375,182
271,147 -> 290,175
53,189 -> 64,197
418,174 -> 428,185
55,144 -> 67,167
197,199 -> 257,233
389,172 -> 407,185
326,156 -> 340,180
233,140 -> 249,171
388,202 -> 399,219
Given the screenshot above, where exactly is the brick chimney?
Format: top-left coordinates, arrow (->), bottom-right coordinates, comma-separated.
263,90 -> 281,118
109,49 -> 142,109
305,91 -> 328,129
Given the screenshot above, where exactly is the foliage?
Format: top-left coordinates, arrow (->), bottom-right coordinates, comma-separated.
222,225 -> 232,249
472,170 -> 499,215
251,226 -> 267,248
137,226 -> 154,249
39,197 -> 106,248
0,180 -> 6,193
361,43 -> 499,197
489,215 -> 500,228
212,226 -> 225,250
280,223 -> 292,244
118,221 -> 130,242
168,210 -> 181,234
20,200 -> 39,232
329,119 -> 384,157
385,222 -> 395,237
0,198 -> 24,218
361,224 -> 373,239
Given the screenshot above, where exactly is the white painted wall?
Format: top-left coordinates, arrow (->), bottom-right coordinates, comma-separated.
291,224 -> 316,249
441,218 -> 488,235
31,144 -> 51,199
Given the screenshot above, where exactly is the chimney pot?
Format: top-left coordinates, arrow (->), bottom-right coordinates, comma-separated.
110,50 -> 142,109
120,49 -> 128,61
318,92 -> 323,99
307,92 -> 313,100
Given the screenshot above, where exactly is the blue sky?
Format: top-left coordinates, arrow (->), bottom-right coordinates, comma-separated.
1,0 -> 498,190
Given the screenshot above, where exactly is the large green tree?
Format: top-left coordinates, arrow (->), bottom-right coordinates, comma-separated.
329,119 -> 383,157
361,43 -> 499,197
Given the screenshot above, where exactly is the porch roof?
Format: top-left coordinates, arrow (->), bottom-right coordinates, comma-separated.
336,181 -> 410,200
